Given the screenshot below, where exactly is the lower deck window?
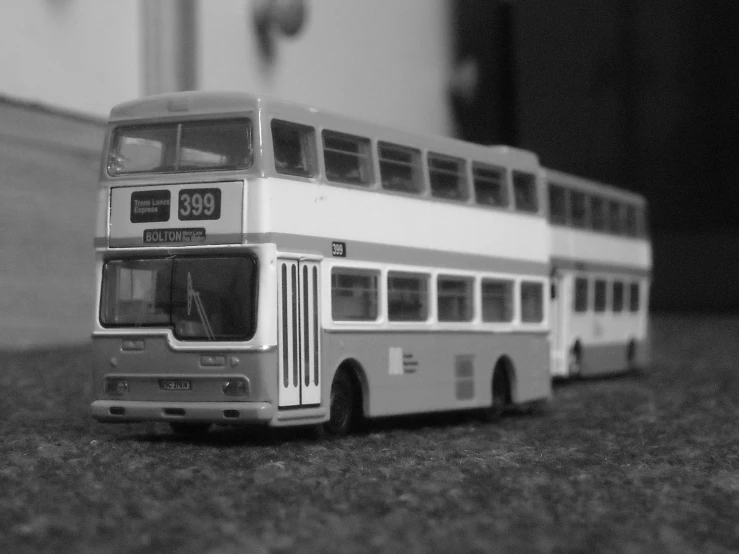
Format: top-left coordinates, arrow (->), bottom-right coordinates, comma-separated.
574,277 -> 589,312
629,282 -> 641,312
520,281 -> 544,323
388,272 -> 429,321
481,279 -> 513,322
612,281 -> 624,312
594,279 -> 607,312
437,276 -> 473,322
331,268 -> 379,321
101,255 -> 258,341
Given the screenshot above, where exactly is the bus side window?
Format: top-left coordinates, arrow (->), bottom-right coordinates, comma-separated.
481,278 -> 514,322
473,163 -> 508,208
387,272 -> 429,321
574,277 -> 589,312
570,191 -> 588,228
629,282 -> 641,312
322,130 -> 373,186
331,268 -> 379,321
512,171 -> 538,213
272,119 -> 316,178
428,153 -> 468,201
437,275 -> 474,321
548,183 -> 567,224
521,281 -> 544,322
608,201 -> 622,234
612,281 -> 624,312
591,196 -> 606,231
624,205 -> 638,237
378,142 -> 423,194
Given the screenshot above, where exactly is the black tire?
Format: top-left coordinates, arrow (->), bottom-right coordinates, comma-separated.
170,422 -> 211,436
568,343 -> 582,378
322,371 -> 356,437
481,366 -> 509,422
626,340 -> 637,371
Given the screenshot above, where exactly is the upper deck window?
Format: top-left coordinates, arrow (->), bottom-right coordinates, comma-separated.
570,191 -> 588,228
428,153 -> 468,200
378,142 -> 423,193
512,171 -> 538,213
624,205 -> 638,237
472,163 -> 508,207
607,201 -> 623,234
108,119 -> 253,176
272,119 -> 316,178
548,183 -> 567,224
591,196 -> 607,231
322,130 -> 373,186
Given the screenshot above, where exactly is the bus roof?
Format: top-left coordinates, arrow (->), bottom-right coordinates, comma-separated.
544,167 -> 647,206
108,91 -> 540,170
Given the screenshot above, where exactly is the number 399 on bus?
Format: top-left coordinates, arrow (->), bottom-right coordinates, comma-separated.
178,188 -> 221,220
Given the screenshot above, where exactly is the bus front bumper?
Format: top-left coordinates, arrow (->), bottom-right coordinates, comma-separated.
90,400 -> 274,424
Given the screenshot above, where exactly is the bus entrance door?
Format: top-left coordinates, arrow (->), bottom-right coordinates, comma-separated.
549,270 -> 566,376
276,259 -> 322,408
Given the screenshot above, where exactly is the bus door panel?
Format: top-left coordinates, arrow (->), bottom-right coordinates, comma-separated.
277,259 -> 321,408
549,270 -> 566,374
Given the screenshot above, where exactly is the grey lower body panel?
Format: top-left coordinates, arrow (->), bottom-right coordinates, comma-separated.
580,339 -> 650,377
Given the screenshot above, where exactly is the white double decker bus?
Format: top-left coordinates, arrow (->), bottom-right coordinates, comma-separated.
89,92 -> 552,434
546,169 -> 652,378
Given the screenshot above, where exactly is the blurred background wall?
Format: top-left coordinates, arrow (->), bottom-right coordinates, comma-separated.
0,1 -> 141,116
0,0 -> 453,347
1,0 -> 737,348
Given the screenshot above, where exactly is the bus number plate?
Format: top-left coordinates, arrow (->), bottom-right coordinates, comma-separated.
159,380 -> 191,391
178,188 -> 221,221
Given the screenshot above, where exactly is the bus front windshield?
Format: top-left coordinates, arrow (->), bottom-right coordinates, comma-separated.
107,118 -> 253,175
101,255 -> 258,341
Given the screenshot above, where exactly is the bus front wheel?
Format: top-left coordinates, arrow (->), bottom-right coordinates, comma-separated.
322,371 -> 356,437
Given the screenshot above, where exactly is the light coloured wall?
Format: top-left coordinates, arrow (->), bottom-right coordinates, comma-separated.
197,0 -> 454,136
0,0 -> 141,116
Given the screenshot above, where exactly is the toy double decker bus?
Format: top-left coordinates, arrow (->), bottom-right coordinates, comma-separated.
546,169 -> 652,378
89,92 -> 552,434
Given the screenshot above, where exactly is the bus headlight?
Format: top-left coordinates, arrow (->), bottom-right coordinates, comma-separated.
223,378 -> 250,397
105,378 -> 129,396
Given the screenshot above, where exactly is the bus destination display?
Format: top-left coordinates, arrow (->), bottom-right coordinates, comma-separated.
130,190 -> 170,223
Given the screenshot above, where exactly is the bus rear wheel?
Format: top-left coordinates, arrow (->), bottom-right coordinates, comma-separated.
322,371 -> 356,437
568,343 -> 582,378
481,365 -> 510,422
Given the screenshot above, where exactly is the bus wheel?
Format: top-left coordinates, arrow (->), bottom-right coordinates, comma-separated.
481,365 -> 510,422
568,343 -> 582,378
322,371 -> 356,437
170,422 -> 211,436
626,339 -> 637,371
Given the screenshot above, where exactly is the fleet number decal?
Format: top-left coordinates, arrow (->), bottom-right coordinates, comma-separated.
178,188 -> 222,221
331,241 -> 346,257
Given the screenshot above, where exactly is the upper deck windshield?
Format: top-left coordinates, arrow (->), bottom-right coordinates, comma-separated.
100,255 -> 258,341
107,118 -> 253,176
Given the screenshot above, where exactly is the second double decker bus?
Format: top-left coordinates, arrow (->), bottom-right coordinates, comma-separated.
89,92 -> 552,434
546,168 -> 652,378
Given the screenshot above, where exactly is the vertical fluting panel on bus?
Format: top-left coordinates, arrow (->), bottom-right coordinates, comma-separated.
276,258 -> 321,408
